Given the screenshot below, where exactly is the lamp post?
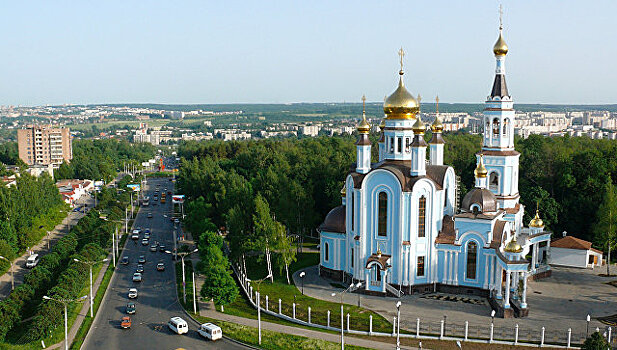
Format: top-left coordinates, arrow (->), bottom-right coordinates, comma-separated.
165,248 -> 198,304
247,273 -> 272,345
331,282 -> 362,350
73,258 -> 108,317
396,301 -> 402,350
0,256 -> 13,291
43,295 -> 87,350
299,271 -> 306,295
586,314 -> 591,338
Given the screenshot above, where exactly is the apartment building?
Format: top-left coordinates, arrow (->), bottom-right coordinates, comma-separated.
17,125 -> 72,166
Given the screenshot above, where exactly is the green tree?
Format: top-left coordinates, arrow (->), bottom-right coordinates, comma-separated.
593,178 -> 617,276
200,264 -> 238,308
582,331 -> 609,350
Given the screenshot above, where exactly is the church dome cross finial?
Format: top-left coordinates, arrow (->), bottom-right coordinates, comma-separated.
398,47 -> 405,74
493,5 -> 509,56
357,95 -> 371,134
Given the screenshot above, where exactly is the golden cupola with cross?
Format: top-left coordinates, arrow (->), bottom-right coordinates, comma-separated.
383,48 -> 419,120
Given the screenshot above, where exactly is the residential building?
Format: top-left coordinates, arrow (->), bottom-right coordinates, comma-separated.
17,125 -> 72,166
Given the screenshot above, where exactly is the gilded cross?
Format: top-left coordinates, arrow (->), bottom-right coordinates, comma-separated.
435,95 -> 440,114
361,95 -> 366,114
499,4 -> 503,30
398,47 -> 405,71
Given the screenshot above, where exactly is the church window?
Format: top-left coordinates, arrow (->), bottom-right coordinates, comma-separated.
405,137 -> 411,153
492,118 -> 500,136
390,137 -> 394,152
503,118 -> 510,136
324,243 -> 329,262
397,137 -> 402,153
378,192 -> 387,236
374,265 -> 381,281
417,256 -> 425,277
489,172 -> 499,192
351,248 -> 354,268
350,191 -> 354,231
418,196 -> 426,238
466,241 -> 478,280
444,188 -> 448,209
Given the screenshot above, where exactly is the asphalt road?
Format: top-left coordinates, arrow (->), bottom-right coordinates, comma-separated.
82,177 -> 246,350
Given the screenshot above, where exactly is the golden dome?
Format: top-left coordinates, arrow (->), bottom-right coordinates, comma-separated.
529,209 -> 544,228
357,113 -> 371,134
504,235 -> 522,253
383,72 -> 419,119
493,30 -> 508,56
340,185 -> 347,197
412,116 -> 425,134
474,154 -> 488,178
431,116 -> 444,133
379,118 -> 386,131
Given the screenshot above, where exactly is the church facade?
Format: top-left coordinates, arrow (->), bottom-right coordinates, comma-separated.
319,24 -> 552,317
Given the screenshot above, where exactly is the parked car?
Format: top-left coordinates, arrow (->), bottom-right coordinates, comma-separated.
128,288 -> 138,299
121,256 -> 129,265
125,302 -> 136,314
132,273 -> 142,282
138,255 -> 146,264
198,323 -> 222,341
121,316 -> 132,329
136,264 -> 144,273
157,262 -> 165,271
25,254 -> 40,268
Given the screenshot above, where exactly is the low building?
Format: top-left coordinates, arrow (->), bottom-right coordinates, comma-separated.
56,179 -> 93,207
550,236 -> 603,269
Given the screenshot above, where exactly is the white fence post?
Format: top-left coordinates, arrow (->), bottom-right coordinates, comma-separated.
490,323 -> 494,343
369,315 -> 373,335
265,295 -> 269,311
278,299 -> 282,314
515,324 -> 519,345
440,320 -> 444,339
250,286 -> 253,302
541,326 -> 545,347
327,310 -> 330,328
567,328 -> 572,348
416,318 -> 420,338
464,321 -> 468,341
308,307 -> 311,324
393,317 -> 397,336
347,313 -> 350,332
292,303 -> 296,319
608,327 -> 612,344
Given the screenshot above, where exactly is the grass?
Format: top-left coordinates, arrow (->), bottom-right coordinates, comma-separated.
222,251 -> 394,333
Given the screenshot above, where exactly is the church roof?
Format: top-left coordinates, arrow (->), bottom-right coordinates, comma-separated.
477,150 -> 520,157
461,187 -> 498,213
318,205 -> 346,234
349,161 -> 450,192
366,253 -> 392,270
435,215 -> 456,244
490,220 -> 507,249
490,74 -> 509,99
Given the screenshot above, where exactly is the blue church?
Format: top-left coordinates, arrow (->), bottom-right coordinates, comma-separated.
319,24 -> 552,317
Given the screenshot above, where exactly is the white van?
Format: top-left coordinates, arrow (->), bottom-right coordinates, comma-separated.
197,323 -> 222,341
26,254 -> 40,268
168,317 -> 188,335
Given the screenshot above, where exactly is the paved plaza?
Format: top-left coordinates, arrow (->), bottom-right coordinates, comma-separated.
293,264 -> 617,339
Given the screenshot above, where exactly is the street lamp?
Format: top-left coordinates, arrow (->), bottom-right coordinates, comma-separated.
331,281 -> 362,350
586,314 -> 591,338
74,258 -> 108,317
299,271 -> 306,295
396,301 -> 402,350
43,295 -> 88,350
0,256 -> 14,291
247,273 -> 272,345
165,248 -> 198,304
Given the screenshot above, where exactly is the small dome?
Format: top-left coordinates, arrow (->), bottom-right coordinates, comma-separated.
529,210 -> 544,228
461,188 -> 497,213
431,116 -> 444,133
383,72 -> 419,119
504,235 -> 522,253
379,118 -> 386,131
474,155 -> 488,178
412,117 -> 425,134
493,31 -> 508,56
319,206 -> 346,233
357,114 -> 371,134
340,184 -> 346,197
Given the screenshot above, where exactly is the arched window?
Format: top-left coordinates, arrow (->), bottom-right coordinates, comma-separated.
324,243 -> 329,262
418,196 -> 426,238
492,118 -> 500,136
489,172 -> 499,192
471,204 -> 481,215
378,192 -> 387,236
466,241 -> 477,280
350,191 -> 354,231
503,118 -> 510,136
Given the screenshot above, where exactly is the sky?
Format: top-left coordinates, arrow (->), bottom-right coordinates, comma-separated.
0,1 -> 615,106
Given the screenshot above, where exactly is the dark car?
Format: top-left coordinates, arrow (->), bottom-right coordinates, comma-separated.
136,264 -> 144,273
158,244 -> 166,252
138,255 -> 146,264
120,256 -> 129,265
126,302 -> 136,314
147,212 -> 153,218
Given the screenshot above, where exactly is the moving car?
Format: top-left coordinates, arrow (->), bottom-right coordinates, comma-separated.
131,233 -> 139,240
159,244 -> 166,252
147,212 -> 153,218
156,262 -> 165,271
136,264 -> 144,273
121,256 -> 129,265
144,232 -> 150,239
150,245 -> 157,252
25,254 -> 40,268
138,255 -> 146,264
168,317 -> 189,335
198,323 -> 222,341
132,272 -> 142,282
128,288 -> 138,299
142,238 -> 149,246
121,316 -> 131,329
125,302 -> 136,314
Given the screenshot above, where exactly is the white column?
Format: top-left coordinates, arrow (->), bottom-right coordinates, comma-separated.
520,273 -> 528,308
444,252 -> 449,284
532,244 -> 537,271
381,270 -> 387,293
484,255 -> 489,289
454,252 -> 459,284
365,270 -> 370,291
511,271 -> 518,300
504,271 -> 511,308
448,252 -> 453,284
403,247 -> 409,286
546,240 -> 551,264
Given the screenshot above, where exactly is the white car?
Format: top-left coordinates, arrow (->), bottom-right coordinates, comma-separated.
142,238 -> 149,246
26,254 -> 40,268
168,317 -> 189,335
128,288 -> 138,299
198,323 -> 222,341
132,273 -> 142,282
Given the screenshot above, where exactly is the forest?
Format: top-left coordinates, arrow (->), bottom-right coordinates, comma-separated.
177,132 -> 617,254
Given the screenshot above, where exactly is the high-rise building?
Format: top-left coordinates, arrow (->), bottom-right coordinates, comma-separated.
17,125 -> 72,166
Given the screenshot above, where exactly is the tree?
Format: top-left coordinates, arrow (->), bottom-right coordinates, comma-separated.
200,264 -> 238,308
276,230 -> 297,284
582,331 -> 609,350
593,178 -> 617,276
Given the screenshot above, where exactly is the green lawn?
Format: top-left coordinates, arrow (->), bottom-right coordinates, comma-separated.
222,251 -> 394,333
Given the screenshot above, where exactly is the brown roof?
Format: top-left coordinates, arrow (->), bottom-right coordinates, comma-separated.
429,132 -> 445,145
355,134 -> 372,146
455,210 -> 502,220
504,203 -> 521,214
551,236 -> 597,251
461,188 -> 497,213
477,150 -> 520,157
350,161 -> 450,192
365,253 -> 391,270
319,205 -> 346,234
490,220 -> 507,249
490,73 -> 509,98
435,215 -> 456,244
